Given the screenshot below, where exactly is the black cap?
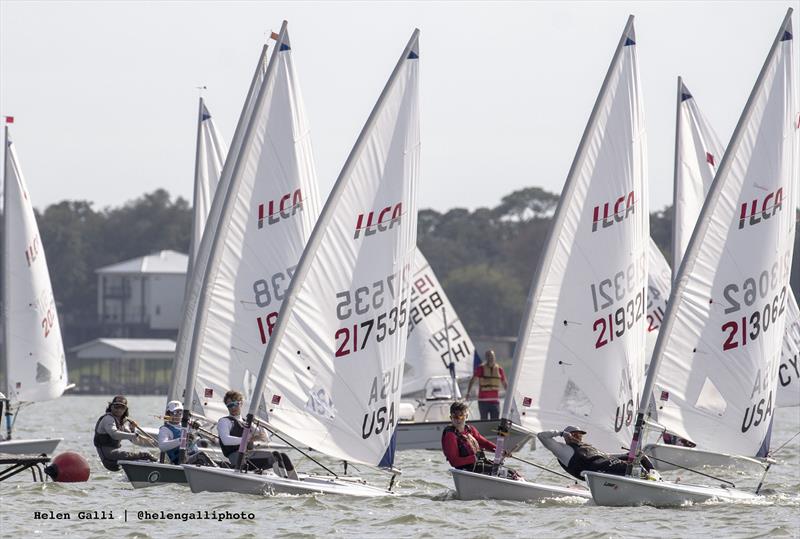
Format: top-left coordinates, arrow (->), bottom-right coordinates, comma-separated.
110,395 -> 128,407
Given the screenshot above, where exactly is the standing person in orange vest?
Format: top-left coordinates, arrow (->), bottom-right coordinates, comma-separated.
466,350 -> 508,420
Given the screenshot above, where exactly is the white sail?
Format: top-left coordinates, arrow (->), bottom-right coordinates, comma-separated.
504,17 -> 648,453
189,31 -> 321,423
189,99 -> 226,267
3,127 -> 68,403
169,45 -> 269,405
671,79 -> 725,278
646,239 -> 671,359
649,16 -> 796,456
673,78 -> 800,410
250,30 -> 420,467
778,292 -> 800,407
403,249 -> 474,396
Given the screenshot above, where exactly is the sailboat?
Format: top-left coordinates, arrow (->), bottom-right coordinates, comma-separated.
395,250 -> 534,451
120,44 -> 271,488
586,8 -> 796,507
643,76 -> 799,472
0,120 -> 69,455
452,15 -> 646,502
181,25 -> 420,497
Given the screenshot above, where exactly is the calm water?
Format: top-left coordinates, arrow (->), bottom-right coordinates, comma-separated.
1,395 -> 799,538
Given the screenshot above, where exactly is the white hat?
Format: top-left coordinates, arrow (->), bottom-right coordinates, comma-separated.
166,400 -> 184,413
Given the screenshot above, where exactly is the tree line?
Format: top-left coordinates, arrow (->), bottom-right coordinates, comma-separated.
5,187 -> 800,344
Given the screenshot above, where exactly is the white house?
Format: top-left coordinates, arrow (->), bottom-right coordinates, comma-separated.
96,250 -> 187,337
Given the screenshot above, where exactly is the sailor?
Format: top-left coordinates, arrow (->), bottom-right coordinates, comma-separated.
537,426 -> 659,480
466,350 -> 508,420
158,400 -> 211,465
93,395 -> 157,471
217,390 -> 298,479
441,401 -> 518,479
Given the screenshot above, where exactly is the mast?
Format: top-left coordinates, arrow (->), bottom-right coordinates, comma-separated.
179,22 -> 286,455
442,306 -> 457,398
626,8 -> 795,471
500,16 -> 636,425
670,76 -> 683,284
2,125 -> 10,438
242,28 -> 421,441
166,97 -> 205,403
186,96 -> 204,289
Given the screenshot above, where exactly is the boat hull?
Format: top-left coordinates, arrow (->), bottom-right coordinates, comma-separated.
584,471 -> 759,507
643,443 -> 768,473
119,461 -> 187,488
0,438 -> 62,455
396,420 -> 534,451
181,464 -> 393,497
450,468 -> 590,501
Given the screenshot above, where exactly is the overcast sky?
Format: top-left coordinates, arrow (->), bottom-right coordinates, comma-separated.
0,1 -> 795,215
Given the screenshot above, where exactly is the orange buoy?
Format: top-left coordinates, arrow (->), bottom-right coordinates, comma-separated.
44,452 -> 91,482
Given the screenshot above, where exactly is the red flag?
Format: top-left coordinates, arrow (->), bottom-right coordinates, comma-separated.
204,388 -> 213,398
271,394 -> 282,405
4,116 -> 14,124
522,396 -> 532,407
660,390 -> 669,401
270,32 -> 280,41
706,152 -> 715,166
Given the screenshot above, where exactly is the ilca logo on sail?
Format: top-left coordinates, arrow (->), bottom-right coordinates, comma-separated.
354,203 -> 403,239
591,191 -> 636,232
257,189 -> 304,229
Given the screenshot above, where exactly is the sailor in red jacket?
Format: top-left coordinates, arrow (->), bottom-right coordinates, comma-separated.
442,401 -> 517,478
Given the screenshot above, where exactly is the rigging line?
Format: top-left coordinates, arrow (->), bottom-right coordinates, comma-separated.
252,417 -> 338,477
621,445 -> 736,488
508,454 -> 576,483
770,429 -> 800,456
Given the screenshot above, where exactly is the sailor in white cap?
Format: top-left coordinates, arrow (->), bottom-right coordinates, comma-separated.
537,426 -> 658,480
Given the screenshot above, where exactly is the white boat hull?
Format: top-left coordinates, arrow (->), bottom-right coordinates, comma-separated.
0,438 -> 62,455
181,464 -> 393,497
643,443 -> 768,473
450,468 -> 590,501
396,420 -> 534,451
584,471 -> 760,507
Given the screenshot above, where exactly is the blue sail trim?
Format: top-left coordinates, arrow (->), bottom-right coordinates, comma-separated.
378,429 -> 397,468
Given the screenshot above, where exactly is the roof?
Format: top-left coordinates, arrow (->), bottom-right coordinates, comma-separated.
95,250 -> 188,275
70,338 -> 176,360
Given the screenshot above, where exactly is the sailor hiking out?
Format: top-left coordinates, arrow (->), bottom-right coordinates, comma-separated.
538,426 -> 659,481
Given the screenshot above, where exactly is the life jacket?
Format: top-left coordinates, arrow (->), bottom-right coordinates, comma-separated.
478,364 -> 502,392
560,441 -> 617,480
163,422 -> 182,464
219,415 -> 254,457
93,413 -> 121,449
442,425 -> 481,461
